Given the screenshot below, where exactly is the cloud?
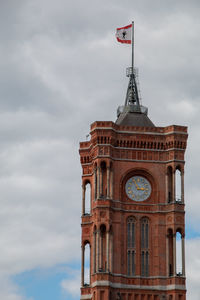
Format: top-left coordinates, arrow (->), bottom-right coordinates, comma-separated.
186,238 -> 200,300
61,270 -> 81,298
0,275 -> 32,300
0,0 -> 199,299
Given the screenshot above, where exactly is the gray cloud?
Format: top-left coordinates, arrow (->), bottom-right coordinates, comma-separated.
0,0 -> 199,299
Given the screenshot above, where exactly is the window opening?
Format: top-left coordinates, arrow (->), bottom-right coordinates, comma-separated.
141,218 -> 149,277
176,231 -> 182,275
175,169 -> 181,202
84,243 -> 90,285
127,217 -> 136,276
167,166 -> 173,203
85,182 -> 91,214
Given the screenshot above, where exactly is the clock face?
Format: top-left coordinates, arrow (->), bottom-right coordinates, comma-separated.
125,176 -> 151,201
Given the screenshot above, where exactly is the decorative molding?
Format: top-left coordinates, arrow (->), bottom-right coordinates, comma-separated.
80,294 -> 92,300
90,126 -> 188,136
91,280 -> 186,291
93,205 -> 185,215
80,143 -> 186,152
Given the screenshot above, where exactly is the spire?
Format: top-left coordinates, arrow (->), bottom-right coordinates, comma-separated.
116,67 -> 155,127
124,67 -> 141,111
115,22 -> 154,127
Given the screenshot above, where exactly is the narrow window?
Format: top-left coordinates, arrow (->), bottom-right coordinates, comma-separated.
141,218 -> 149,277
145,223 -> 149,248
176,231 -> 182,275
141,251 -> 145,276
141,223 -> 144,249
85,182 -> 91,214
175,168 -> 181,202
127,223 -> 131,248
167,229 -> 173,276
132,251 -> 135,275
127,217 -> 136,276
99,224 -> 106,272
131,222 -> 135,248
100,161 -> 107,198
145,252 -> 149,276
127,251 -> 131,275
167,166 -> 173,203
84,243 -> 90,285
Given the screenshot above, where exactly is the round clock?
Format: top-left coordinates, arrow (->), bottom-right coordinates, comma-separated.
125,175 -> 151,201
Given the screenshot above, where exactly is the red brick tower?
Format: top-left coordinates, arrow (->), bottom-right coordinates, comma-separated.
79,67 -> 188,300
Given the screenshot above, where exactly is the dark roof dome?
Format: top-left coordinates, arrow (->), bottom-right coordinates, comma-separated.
116,110 -> 155,127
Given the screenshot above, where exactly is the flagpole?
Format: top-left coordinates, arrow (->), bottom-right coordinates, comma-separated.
132,21 -> 134,73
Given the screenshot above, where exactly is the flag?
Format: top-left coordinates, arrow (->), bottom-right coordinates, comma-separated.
116,24 -> 132,44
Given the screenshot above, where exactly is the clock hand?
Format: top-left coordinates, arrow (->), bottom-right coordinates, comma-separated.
133,179 -> 139,189
133,179 -> 145,190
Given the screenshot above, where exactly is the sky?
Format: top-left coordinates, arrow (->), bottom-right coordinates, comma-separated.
0,0 -> 200,299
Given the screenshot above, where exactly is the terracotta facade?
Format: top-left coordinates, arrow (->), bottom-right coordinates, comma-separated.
79,121 -> 188,300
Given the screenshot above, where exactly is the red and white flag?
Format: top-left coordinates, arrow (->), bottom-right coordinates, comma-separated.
116,24 -> 132,44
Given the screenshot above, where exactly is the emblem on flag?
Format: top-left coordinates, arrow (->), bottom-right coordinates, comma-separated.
116,24 -> 132,44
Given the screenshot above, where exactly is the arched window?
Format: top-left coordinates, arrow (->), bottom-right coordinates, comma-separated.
82,181 -> 91,215
81,241 -> 90,286
167,228 -> 173,277
94,163 -> 97,200
127,217 -> 136,276
167,166 -> 173,203
99,224 -> 106,272
100,161 -> 107,198
176,231 -> 182,275
85,182 -> 91,214
84,243 -> 90,285
141,218 -> 149,277
93,226 -> 97,273
175,168 -> 181,202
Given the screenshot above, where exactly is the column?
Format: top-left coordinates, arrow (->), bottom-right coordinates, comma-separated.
96,230 -> 100,272
165,171 -> 169,203
100,166 -> 103,197
172,170 -> 176,203
82,184 -> 85,215
110,232 -> 113,273
81,245 -> 85,286
100,231 -> 103,269
97,167 -> 100,199
93,231 -> 96,273
94,168 -> 97,200
166,234 -> 169,276
110,169 -> 113,199
106,231 -> 110,272
173,234 -> 176,276
182,235 -> 185,276
181,171 -> 185,203
107,166 -> 110,198
89,244 -> 91,284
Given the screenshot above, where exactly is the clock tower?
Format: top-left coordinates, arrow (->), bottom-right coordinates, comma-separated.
79,67 -> 188,300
